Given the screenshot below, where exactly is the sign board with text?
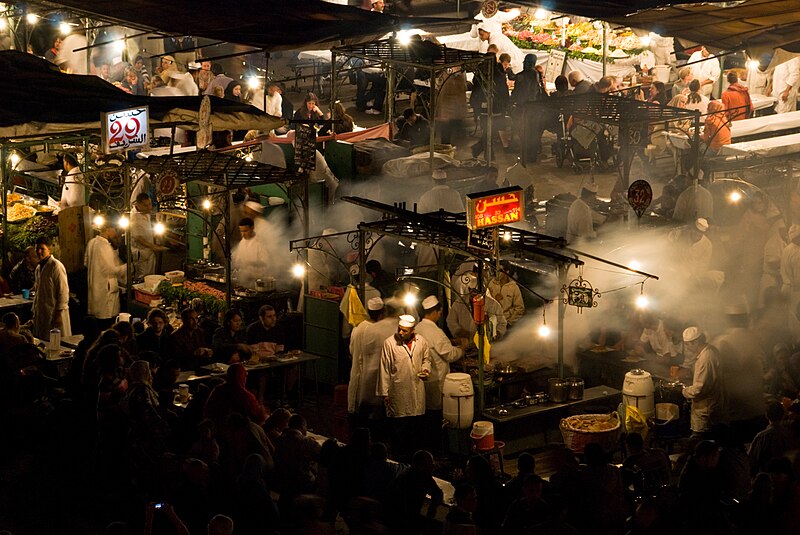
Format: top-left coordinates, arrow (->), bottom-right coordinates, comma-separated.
467,228 -> 494,253
545,49 -> 567,85
294,124 -> 317,172
101,106 -> 149,154
466,186 -> 524,230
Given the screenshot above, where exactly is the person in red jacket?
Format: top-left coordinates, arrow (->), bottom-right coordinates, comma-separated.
721,71 -> 753,121
204,363 -> 268,429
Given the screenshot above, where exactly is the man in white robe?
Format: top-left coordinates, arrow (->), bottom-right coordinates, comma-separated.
771,56 -> 800,114
688,46 -> 721,98
231,217 -> 269,289
59,153 -> 85,209
85,223 -> 127,329
31,238 -> 71,339
130,193 -> 166,279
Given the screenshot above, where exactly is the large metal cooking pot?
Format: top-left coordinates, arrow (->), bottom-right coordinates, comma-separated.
548,378 -> 569,403
566,377 -> 585,400
494,362 -> 519,378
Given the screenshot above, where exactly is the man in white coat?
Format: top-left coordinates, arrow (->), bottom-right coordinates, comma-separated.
31,237 -> 71,340
130,193 -> 166,279
232,217 -> 269,289
415,296 -> 466,450
85,223 -> 127,329
348,297 -> 386,428
771,56 -> 800,114
566,183 -> 604,243
377,315 -> 431,461
475,22 -> 525,75
681,327 -> 726,438
447,273 -> 507,342
688,46 -> 721,98
59,153 -> 85,209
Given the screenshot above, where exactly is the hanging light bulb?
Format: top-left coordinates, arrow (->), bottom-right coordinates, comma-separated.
153,222 -> 166,236
202,198 -> 212,210
26,13 -> 39,25
247,76 -> 260,90
292,264 -> 306,278
628,259 -> 642,271
93,214 -> 105,228
0,17 -> 9,31
636,283 -> 649,309
538,306 -> 550,337
728,190 -> 743,203
403,292 -> 418,307
59,22 -> 72,35
503,231 -> 512,241
746,59 -> 760,70
118,215 -> 129,229
9,152 -> 21,168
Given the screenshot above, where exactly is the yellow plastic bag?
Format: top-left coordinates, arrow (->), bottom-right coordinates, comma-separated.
347,288 -> 369,327
473,331 -> 492,365
625,405 -> 649,440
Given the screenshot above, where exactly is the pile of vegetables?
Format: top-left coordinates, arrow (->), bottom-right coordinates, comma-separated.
157,280 -> 227,315
6,216 -> 58,252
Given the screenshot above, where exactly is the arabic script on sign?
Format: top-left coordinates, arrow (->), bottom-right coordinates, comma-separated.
103,107 -> 149,154
469,188 -> 524,229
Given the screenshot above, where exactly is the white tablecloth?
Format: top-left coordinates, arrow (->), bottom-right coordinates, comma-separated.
719,132 -> 800,157
731,109 -> 800,138
751,93 -> 778,112
298,49 -> 332,63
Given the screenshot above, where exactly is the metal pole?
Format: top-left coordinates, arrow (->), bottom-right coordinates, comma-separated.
331,51 -> 338,115
263,52 -> 270,113
476,260 -> 485,415
386,62 -> 395,126
358,230 -> 366,303
557,263 -> 567,378
1,144 -> 7,278
486,59 -> 493,165
429,67 -> 436,168
124,169 -> 133,306
224,189 -> 232,306
602,24 -> 607,77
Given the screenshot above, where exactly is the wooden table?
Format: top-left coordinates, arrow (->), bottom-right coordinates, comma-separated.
177,352 -> 321,408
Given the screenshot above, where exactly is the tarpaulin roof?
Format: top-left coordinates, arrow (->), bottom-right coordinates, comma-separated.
0,50 -> 284,138
603,0 -> 800,56
31,0 -> 469,52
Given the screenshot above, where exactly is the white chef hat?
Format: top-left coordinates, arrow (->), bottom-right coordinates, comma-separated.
422,295 -> 439,310
695,218 -> 709,232
398,315 -> 416,328
245,200 -> 264,213
682,326 -> 702,342
367,297 -> 384,311
432,169 -> 447,180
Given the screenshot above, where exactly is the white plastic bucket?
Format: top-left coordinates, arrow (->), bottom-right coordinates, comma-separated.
443,372 -> 474,429
653,65 -> 671,83
470,421 -> 495,451
622,369 -> 655,419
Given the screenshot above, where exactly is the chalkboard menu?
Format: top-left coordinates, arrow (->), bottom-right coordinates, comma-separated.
545,49 -> 567,85
294,124 -> 317,172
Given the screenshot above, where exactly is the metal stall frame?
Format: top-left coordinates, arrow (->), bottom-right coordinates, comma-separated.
128,149 -> 304,306
330,38 -> 496,165
529,93 -> 702,189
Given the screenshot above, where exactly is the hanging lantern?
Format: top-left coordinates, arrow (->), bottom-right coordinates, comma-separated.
561,276 -> 600,312
627,179 -> 653,218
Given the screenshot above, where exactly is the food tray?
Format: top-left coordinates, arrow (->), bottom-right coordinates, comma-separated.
559,413 -> 620,454
133,284 -> 160,305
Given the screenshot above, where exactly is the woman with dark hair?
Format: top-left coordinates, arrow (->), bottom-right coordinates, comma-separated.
224,79 -> 243,102
212,309 -> 250,363
294,92 -> 325,122
136,308 -> 173,359
685,78 -> 709,114
648,81 -> 668,105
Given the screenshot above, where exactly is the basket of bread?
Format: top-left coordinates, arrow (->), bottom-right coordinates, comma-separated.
559,413 -> 621,453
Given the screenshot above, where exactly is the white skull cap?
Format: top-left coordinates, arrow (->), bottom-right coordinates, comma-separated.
398,315 -> 416,328
682,326 -> 702,342
422,296 -> 439,310
367,297 -> 384,311
695,218 -> 709,232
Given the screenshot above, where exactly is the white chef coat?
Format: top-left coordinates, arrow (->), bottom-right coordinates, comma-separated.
686,235 -> 713,275
32,255 -> 72,340
60,166 -> 85,209
446,293 -> 507,341
745,66 -> 770,96
85,235 -> 127,320
682,343 -> 725,433
712,327 -> 764,422
771,57 -> 800,114
130,205 -> 156,279
480,28 -> 526,75
232,235 -> 269,288
688,50 -> 721,97
566,198 -> 597,242
377,333 -> 431,417
264,92 -> 283,118
672,184 -> 714,223
358,317 -> 398,409
348,319 -> 375,413
639,320 -> 677,357
415,317 -> 464,410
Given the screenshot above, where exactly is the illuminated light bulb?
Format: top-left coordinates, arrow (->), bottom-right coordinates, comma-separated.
403,292 -> 418,307
628,260 -> 642,271
746,59 -> 760,70
118,216 -> 129,229
247,76 -> 260,90
640,35 -> 652,47
113,39 -> 125,54
244,153 -> 253,162
534,8 -> 549,19
9,152 -> 20,168
26,13 -> 39,25
538,323 -> 550,337
397,30 -> 412,46
503,231 -> 512,241
0,17 -> 8,31
59,22 -> 71,35
153,222 -> 166,235
292,264 -> 306,278
729,190 -> 743,203
93,215 -> 105,227
636,294 -> 649,309
202,199 -> 212,210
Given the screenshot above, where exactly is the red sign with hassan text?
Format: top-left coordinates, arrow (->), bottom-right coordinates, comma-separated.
466,186 -> 525,230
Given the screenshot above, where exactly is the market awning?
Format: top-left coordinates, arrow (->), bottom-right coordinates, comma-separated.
333,38 -> 495,71
129,150 -> 300,188
29,0 -> 470,52
0,50 -> 285,138
601,0 -> 800,57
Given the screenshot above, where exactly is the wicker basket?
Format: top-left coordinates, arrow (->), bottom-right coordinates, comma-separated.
559,413 -> 621,454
